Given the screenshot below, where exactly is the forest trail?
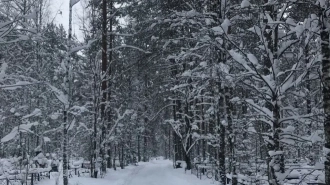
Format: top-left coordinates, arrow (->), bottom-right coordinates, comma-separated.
121,160 -> 204,185
40,159 -> 213,185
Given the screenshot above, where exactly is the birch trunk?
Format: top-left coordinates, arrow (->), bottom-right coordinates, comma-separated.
62,1 -> 73,184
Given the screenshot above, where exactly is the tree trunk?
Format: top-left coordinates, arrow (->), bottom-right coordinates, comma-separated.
305,41 -> 312,157
120,143 -> 125,169
93,98 -> 97,177
107,0 -> 113,169
185,153 -> 191,170
218,95 -> 226,184
168,125 -> 171,159
143,134 -> 147,162
100,0 -> 108,173
172,98 -> 179,162
63,110 -> 68,185
320,5 -> 330,184
89,0 -> 98,177
143,73 -> 149,162
107,145 -> 112,168
225,87 -> 237,185
113,145 -> 117,170
137,135 -> 141,162
62,1 -> 74,184
184,102 -> 192,170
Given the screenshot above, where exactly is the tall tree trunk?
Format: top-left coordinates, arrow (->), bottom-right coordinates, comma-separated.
170,58 -> 180,163
107,0 -> 113,169
137,135 -> 141,162
306,42 -> 312,156
201,95 -> 206,160
143,75 -> 148,162
168,124 -> 171,159
320,4 -> 330,184
218,89 -> 226,184
100,0 -> 108,173
225,87 -> 237,185
177,99 -> 184,161
93,87 -> 97,177
107,144 -> 112,168
143,133 -> 147,162
121,144 -> 124,169
113,144 -> 117,170
63,111 -> 68,185
263,4 -> 274,182
184,102 -> 192,170
63,1 -> 74,184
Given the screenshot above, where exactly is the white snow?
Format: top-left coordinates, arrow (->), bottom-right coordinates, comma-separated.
294,24 -> 304,38
9,108 -> 15,113
316,0 -> 326,8
46,83 -> 69,107
212,19 -> 231,35
1,81 -> 32,90
1,129 -> 18,143
0,62 -> 8,81
221,19 -> 231,34
39,159 -> 213,185
241,0 -> 251,8
286,18 -> 296,26
282,125 -> 295,133
50,112 -> 61,120
247,53 -> 258,65
22,108 -> 42,119
314,162 -> 324,170
70,39 -> 96,54
44,137 -> 51,142
205,18 -> 212,25
182,70 -> 192,77
268,151 -> 284,157
304,130 -> 323,143
149,23 -> 157,30
199,61 -> 207,67
67,118 -> 76,130
1,122 -> 38,142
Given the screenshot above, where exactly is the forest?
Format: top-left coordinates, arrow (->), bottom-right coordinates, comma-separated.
0,0 -> 329,185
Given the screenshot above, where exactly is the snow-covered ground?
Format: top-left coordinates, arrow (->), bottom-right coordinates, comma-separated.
39,159 -> 214,185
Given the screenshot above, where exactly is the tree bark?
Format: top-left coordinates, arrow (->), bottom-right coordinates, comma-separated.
320,5 -> 330,184
218,91 -> 226,185
143,133 -> 147,162
113,145 -> 117,170
225,87 -> 237,185
63,1 -> 73,184
100,0 -> 108,173
137,135 -> 141,162
63,110 -> 68,185
184,102 -> 192,170
107,0 -> 113,169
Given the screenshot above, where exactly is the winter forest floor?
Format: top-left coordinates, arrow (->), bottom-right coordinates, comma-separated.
39,159 -> 214,185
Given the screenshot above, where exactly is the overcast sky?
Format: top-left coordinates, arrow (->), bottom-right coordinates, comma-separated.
50,0 -> 84,41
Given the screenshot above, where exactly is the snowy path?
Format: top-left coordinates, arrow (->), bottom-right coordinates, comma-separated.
121,160 -> 209,185
40,159 -> 213,185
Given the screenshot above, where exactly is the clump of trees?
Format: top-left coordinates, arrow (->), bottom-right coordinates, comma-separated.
0,0 -> 330,185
